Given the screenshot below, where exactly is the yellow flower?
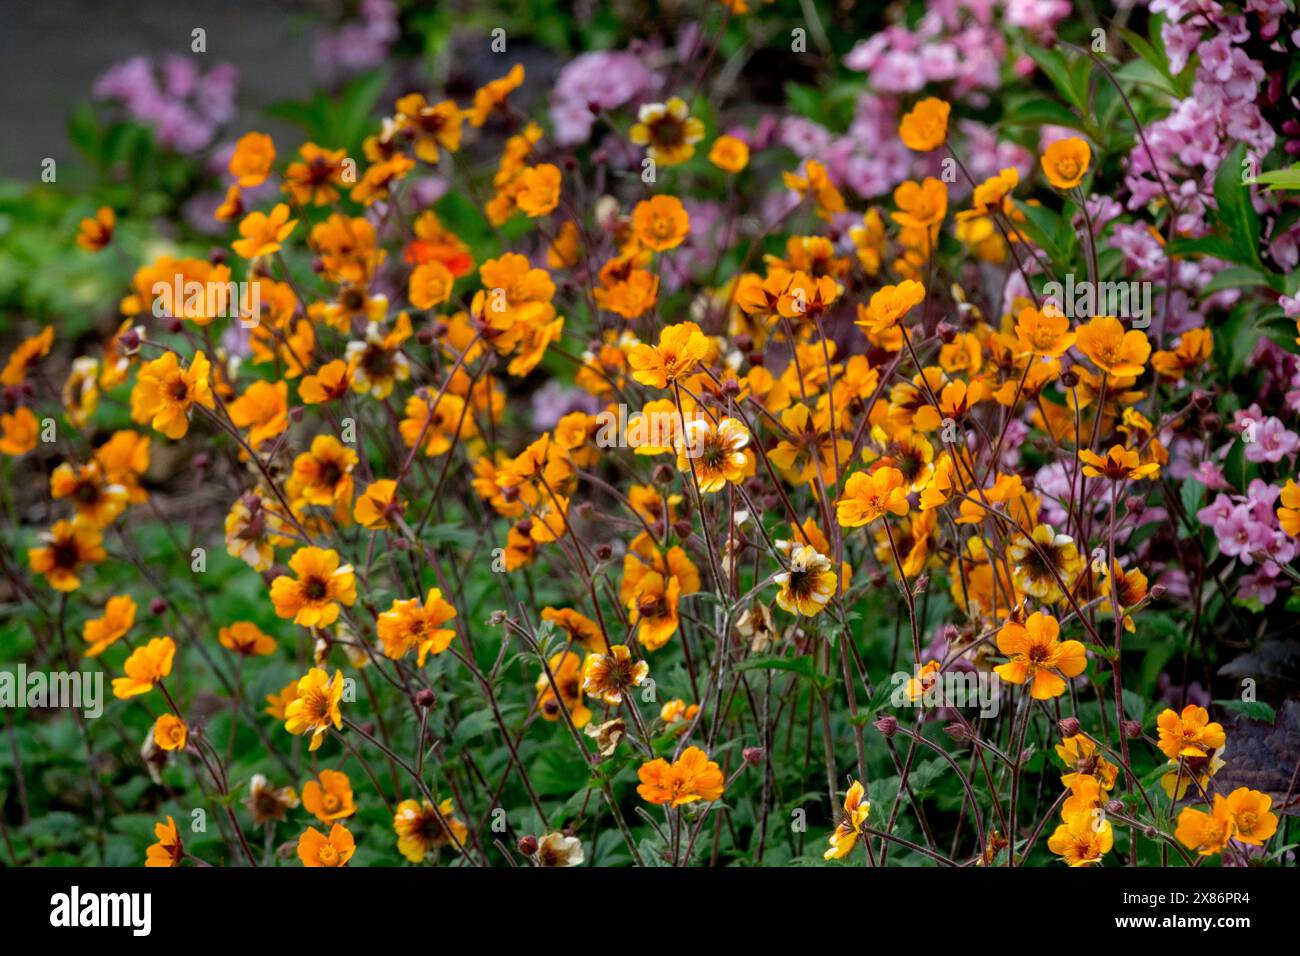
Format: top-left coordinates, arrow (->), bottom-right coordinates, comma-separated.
891,177 -> 947,231
232,203 -> 298,259
632,195 -> 690,251
112,636 -> 176,699
84,594 -> 136,656
129,350 -> 215,439
630,97 -> 704,166
1075,315 -> 1150,377
1041,136 -> 1091,190
1007,523 -> 1081,603
284,668 -> 345,751
49,461 -> 128,529
153,713 -> 187,751
270,547 -> 357,627
226,379 -> 289,452
541,607 -> 608,652
782,159 -> 845,219
773,543 -> 837,617
637,746 -> 725,806
535,649 -> 592,726
824,780 -> 870,859
627,572 -> 681,651
28,520 -> 106,591
229,131 -> 275,187
302,769 -> 356,823
288,435 -> 359,510
395,93 -> 463,163
76,206 -> 115,252
298,823 -> 355,867
1079,444 -> 1160,481
1048,809 -> 1112,866
993,612 -> 1086,699
837,466 -> 910,527
1152,328 -> 1213,380
708,135 -> 749,172
378,589 -> 458,666
627,321 -> 710,389
1156,705 -> 1225,760
898,97 -> 950,152
393,797 -> 468,861
675,416 -> 750,493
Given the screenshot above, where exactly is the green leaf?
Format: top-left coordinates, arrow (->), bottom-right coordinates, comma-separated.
1213,699 -> 1276,724
1214,142 -> 1263,268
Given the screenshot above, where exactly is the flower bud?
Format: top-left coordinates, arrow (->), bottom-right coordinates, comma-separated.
518,835 -> 538,856
150,597 -> 167,616
416,689 -> 436,709
743,746 -> 764,766
874,715 -> 898,738
1122,720 -> 1143,739
1058,717 -> 1081,737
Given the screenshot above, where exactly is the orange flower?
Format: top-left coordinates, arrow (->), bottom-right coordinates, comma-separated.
467,64 -> 524,127
632,195 -> 690,252
76,206 -> 115,252
83,594 -> 136,656
1015,305 -> 1075,357
130,350 -> 215,439
49,461 -> 128,529
354,478 -> 402,529
226,379 -> 289,451
1156,705 -> 1225,760
284,668 -> 345,751
219,621 -> 277,657
395,94 -> 463,163
898,97 -> 950,152
1047,809 -> 1112,866
377,588 -> 458,665
535,650 -> 592,727
636,746 -> 725,806
1277,479 -> 1300,536
232,203 -> 298,259
28,520 -> 106,591
282,142 -> 347,205
270,547 -> 357,627
152,713 -> 187,751
627,571 -> 681,651
837,466 -> 910,528
299,359 -> 352,405
393,797 -> 468,861
628,322 -> 710,389
2,326 -> 54,386
289,435 -> 358,510
1079,444 -> 1160,481
298,823 -> 355,867
1175,796 -> 1234,856
1075,315 -> 1150,377
513,163 -> 562,218
112,636 -> 176,699
856,280 -> 925,335
229,131 -> 275,187
1152,328 -> 1213,380
783,159 -> 845,219
993,612 -> 1086,699
891,177 -> 947,231
0,406 -> 39,456
541,607 -> 608,652
1041,136 -> 1091,190
145,816 -> 183,867
302,769 -> 357,823
675,416 -> 750,492
708,135 -> 749,172
409,260 -> 456,310
1224,787 -> 1278,845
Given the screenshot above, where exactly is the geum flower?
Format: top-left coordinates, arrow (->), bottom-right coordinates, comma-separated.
270,546 -> 357,627
1079,444 -> 1160,482
377,588 -> 458,665
636,746 -> 725,806
993,611 -> 1086,700
112,636 -> 176,699
283,667 -> 345,752
582,644 -> 649,706
824,780 -> 870,860
836,466 -> 910,528
130,350 -> 215,439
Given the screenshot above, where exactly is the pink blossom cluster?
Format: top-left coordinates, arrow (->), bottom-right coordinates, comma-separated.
1197,476 -> 1296,604
314,0 -> 400,81
93,55 -> 238,154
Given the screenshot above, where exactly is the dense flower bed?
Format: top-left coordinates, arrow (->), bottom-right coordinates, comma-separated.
1,0 -> 1298,868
